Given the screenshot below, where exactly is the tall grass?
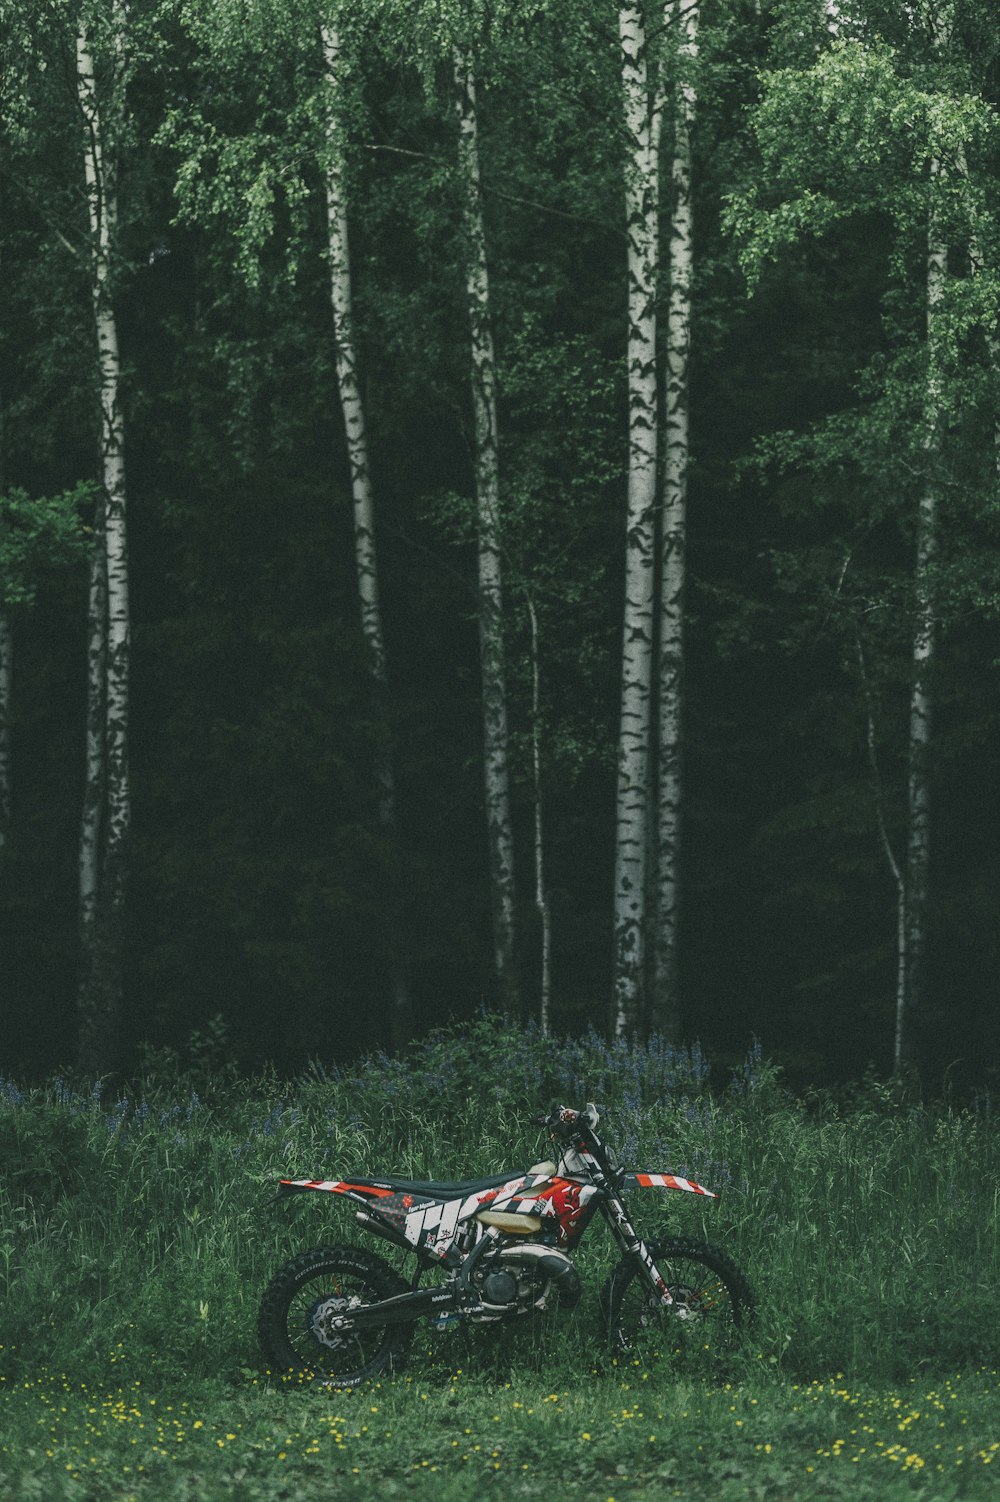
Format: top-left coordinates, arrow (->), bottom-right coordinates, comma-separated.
1,1019 -> 997,1386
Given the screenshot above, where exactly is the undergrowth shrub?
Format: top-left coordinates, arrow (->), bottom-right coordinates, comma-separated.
0,1095 -> 100,1206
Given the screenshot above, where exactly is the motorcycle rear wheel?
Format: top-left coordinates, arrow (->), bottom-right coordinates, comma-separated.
258,1244 -> 413,1387
601,1236 -> 753,1364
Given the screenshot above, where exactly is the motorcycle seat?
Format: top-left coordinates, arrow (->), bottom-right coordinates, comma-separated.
365,1172 -> 526,1201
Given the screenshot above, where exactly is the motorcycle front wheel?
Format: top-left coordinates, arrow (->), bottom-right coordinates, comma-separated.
600,1236 -> 753,1363
258,1244 -> 413,1387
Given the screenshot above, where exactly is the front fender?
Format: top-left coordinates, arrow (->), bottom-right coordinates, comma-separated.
624,1172 -> 718,1199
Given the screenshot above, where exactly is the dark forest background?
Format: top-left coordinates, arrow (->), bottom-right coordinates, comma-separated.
2,0 -> 998,1091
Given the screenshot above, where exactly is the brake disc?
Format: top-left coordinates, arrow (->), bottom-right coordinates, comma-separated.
306,1293 -> 360,1350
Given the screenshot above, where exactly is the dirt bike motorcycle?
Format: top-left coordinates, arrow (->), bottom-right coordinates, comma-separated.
259,1103 -> 753,1387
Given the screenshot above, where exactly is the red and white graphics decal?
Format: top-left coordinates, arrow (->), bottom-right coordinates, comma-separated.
628,1172 -> 717,1198
280,1179 -> 394,1197
470,1174 -> 603,1244
526,1177 -> 600,1244
278,1171 -> 601,1258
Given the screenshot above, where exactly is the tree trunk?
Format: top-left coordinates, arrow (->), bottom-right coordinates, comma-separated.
613,2 -> 660,1037
320,23 -> 411,1050
854,632 -> 907,1071
526,594 -> 551,1035
76,19 -> 129,1076
454,47 -> 518,1019
650,0 -> 698,1042
898,152 -> 945,1072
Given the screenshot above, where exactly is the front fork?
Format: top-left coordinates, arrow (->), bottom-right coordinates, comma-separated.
599,1184 -> 673,1307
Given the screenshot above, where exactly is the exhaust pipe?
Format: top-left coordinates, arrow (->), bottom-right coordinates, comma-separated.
355,1209 -> 412,1254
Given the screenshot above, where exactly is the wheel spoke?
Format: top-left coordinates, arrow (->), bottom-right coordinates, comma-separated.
283,1272 -> 383,1372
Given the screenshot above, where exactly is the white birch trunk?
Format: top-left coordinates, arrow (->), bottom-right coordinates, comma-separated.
320,23 -> 410,1047
454,48 -> 518,1018
613,1 -> 659,1037
651,0 -> 698,1042
76,18 -> 130,1074
898,154 -> 946,1072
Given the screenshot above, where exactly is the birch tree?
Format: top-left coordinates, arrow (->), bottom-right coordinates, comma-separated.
361,0 -> 534,1018
651,0 -> 699,1041
2,3 -> 105,1052
318,17 -> 411,1046
903,126 -> 946,1072
74,4 -> 131,1073
613,0 -> 661,1036
524,592 -> 552,1032
168,0 -> 413,1045
727,18 -> 1000,1071
453,43 -> 518,1018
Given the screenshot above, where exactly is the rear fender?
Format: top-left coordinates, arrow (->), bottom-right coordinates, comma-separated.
278,1178 -> 394,1210
278,1178 -> 456,1262
624,1172 -> 718,1199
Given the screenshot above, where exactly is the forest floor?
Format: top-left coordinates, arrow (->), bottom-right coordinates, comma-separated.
2,1358 -> 998,1501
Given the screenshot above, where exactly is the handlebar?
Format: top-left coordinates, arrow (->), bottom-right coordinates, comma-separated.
536,1103 -> 601,1138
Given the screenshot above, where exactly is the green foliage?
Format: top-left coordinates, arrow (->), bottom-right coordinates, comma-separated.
0,486 -> 91,611
726,39 -> 999,290
162,0 -> 384,288
166,113 -> 314,288
368,0 -> 558,76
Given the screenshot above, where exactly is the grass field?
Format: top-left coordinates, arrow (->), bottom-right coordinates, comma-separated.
3,1360 -> 999,1500
2,1021 -> 999,1498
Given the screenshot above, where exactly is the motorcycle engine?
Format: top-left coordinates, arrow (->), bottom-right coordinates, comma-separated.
469,1243 -> 580,1320
482,1269 -> 519,1306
